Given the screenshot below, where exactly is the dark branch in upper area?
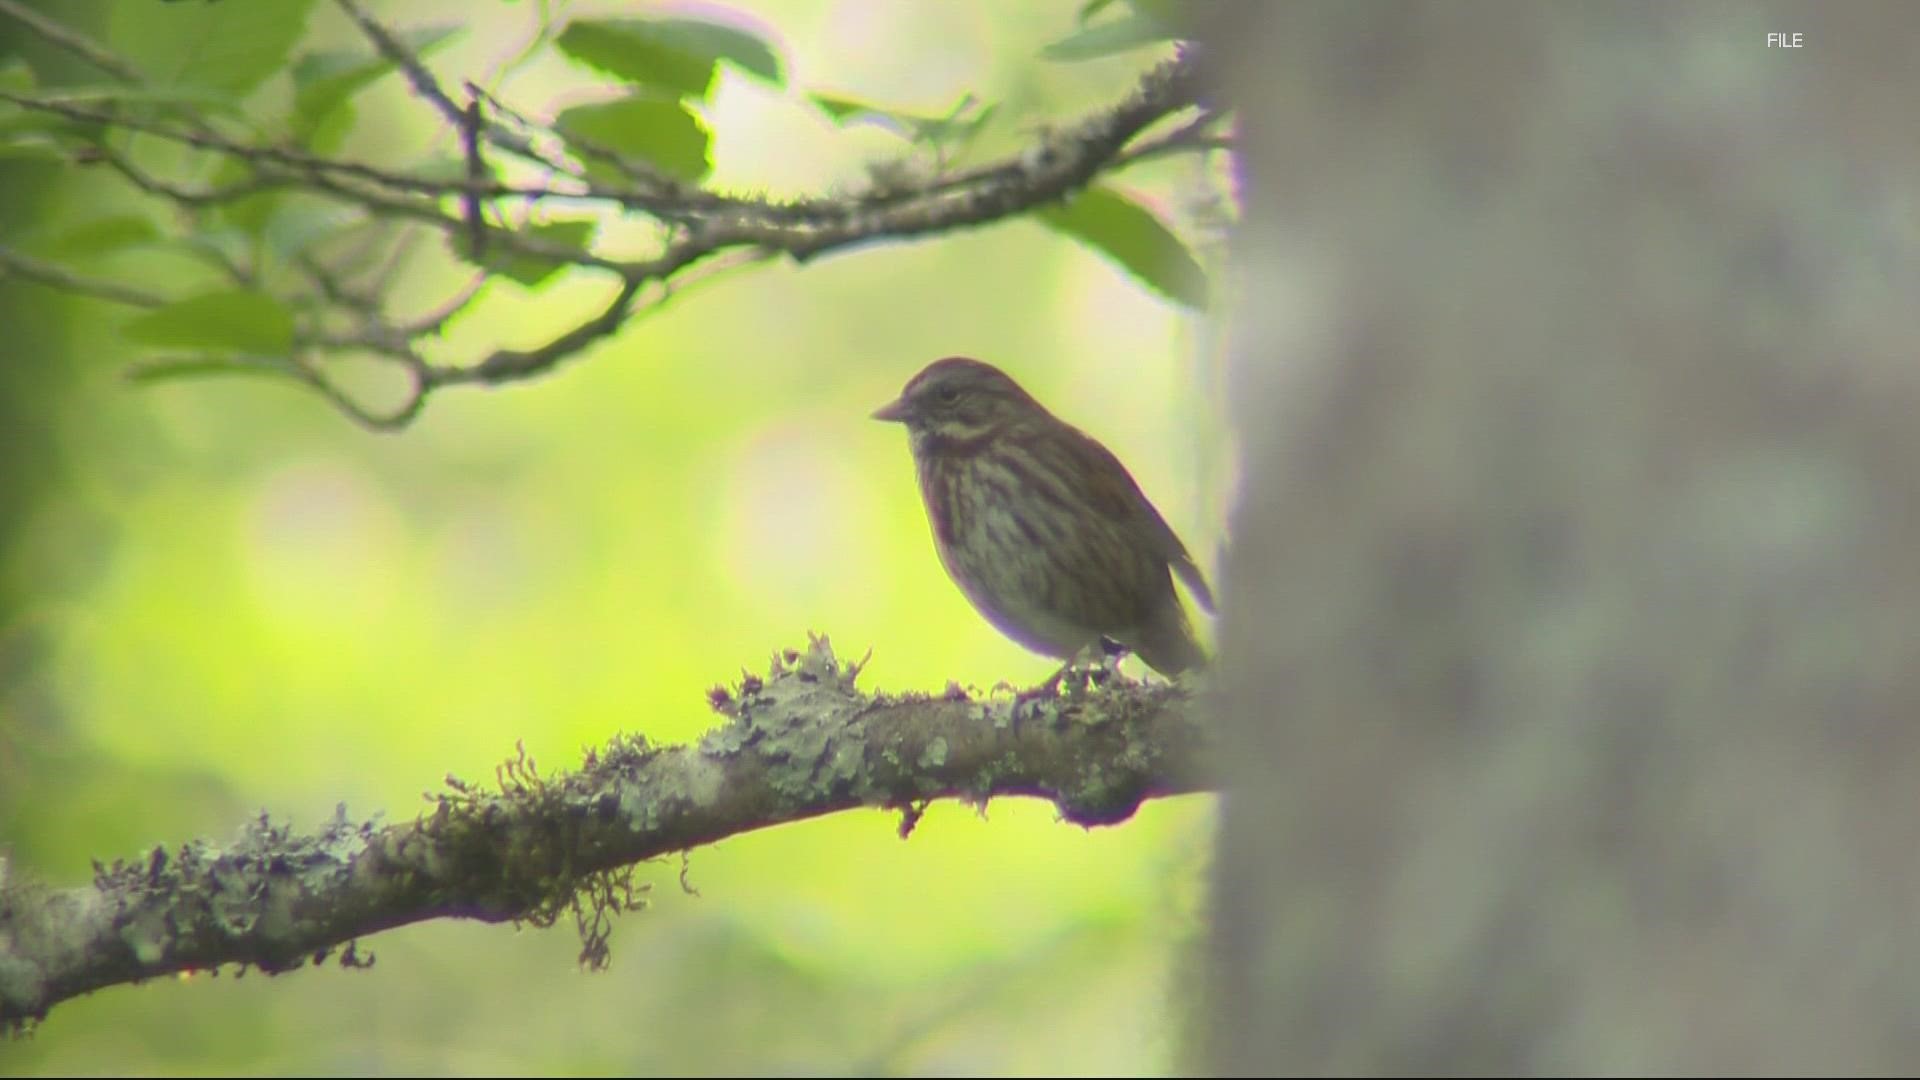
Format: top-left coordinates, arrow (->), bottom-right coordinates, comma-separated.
0,0 -> 1220,430
0,636 -> 1214,1031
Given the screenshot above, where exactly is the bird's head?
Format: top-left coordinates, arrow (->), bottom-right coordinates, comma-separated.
871,357 -> 1048,445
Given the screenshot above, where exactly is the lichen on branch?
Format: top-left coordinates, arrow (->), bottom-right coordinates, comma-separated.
0,635 -> 1212,1032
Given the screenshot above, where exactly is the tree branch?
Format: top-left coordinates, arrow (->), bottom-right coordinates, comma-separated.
0,1 -> 1213,429
0,636 -> 1213,1031
332,0 -> 465,129
0,245 -> 168,308
332,0 -> 550,169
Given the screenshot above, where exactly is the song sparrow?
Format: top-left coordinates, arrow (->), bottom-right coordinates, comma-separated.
873,357 -> 1215,676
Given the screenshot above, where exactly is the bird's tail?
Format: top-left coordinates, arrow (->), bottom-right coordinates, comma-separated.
1131,600 -> 1209,676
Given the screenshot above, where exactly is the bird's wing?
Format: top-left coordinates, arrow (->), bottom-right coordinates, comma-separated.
1065,426 -> 1217,615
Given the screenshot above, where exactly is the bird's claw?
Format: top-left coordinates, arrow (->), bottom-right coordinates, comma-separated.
1026,643 -> 1128,699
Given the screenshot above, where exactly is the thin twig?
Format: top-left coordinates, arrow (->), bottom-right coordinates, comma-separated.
331,0 -> 464,129
479,0 -> 574,96
332,0 -> 548,167
1,89 -> 716,227
400,273 -> 488,337
0,246 -> 168,308
293,357 -> 427,433
0,1 -> 1212,428
461,93 -> 488,259
434,274 -> 646,386
295,252 -> 380,317
1113,109 -> 1234,169
97,145 -> 285,206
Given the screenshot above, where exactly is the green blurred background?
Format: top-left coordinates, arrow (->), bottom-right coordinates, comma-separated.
0,0 -> 1225,1073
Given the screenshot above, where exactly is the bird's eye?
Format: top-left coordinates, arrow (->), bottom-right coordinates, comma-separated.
935,386 -> 961,404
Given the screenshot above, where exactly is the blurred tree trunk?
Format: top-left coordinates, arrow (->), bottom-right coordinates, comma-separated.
1203,3 -> 1920,1073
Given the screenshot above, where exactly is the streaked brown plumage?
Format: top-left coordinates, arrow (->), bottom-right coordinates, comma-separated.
872,357 -> 1214,675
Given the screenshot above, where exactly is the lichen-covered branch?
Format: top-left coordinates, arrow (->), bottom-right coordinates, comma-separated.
0,636 -> 1213,1031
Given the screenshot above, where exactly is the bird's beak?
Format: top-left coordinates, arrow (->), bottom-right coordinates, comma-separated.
871,395 -> 910,423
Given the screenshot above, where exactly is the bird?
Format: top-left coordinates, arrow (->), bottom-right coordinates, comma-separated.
872,356 -> 1215,678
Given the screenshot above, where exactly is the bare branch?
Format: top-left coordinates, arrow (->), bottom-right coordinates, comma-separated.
295,360 -> 427,432
1113,109 -> 1234,169
0,5 -> 1215,427
460,94 -> 488,258
330,0 -> 466,130
432,274 -> 645,386
398,273 -> 488,336
96,144 -> 284,207
0,636 -> 1213,1029
332,0 -> 550,167
424,53 -> 1207,390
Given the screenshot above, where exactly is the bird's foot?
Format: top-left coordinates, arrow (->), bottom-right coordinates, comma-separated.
1025,641 -> 1126,699
1092,637 -> 1131,686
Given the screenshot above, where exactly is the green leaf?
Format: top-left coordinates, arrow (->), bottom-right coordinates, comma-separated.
0,62 -> 58,136
653,19 -> 782,86
49,214 -> 163,258
261,198 -> 360,260
0,137 -> 66,163
202,156 -> 281,237
557,21 -> 708,97
807,92 -> 994,146
302,100 -> 358,156
123,289 -> 296,354
807,93 -> 874,124
555,96 -> 710,182
470,220 -> 597,288
126,357 -> 294,385
0,57 -> 34,93
1128,0 -> 1199,34
109,0 -> 317,97
555,16 -> 782,99
291,25 -> 462,142
167,231 -> 257,280
1035,186 -> 1208,309
1041,9 -> 1178,62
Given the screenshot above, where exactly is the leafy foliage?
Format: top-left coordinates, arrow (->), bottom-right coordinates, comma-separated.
555,95 -> 711,182
1036,186 -> 1209,309
108,0 -> 318,96
1046,0 -> 1183,62
470,219 -> 598,288
555,16 -> 783,100
1042,12 -> 1178,62
45,213 -> 162,258
290,25 -> 462,145
808,91 -> 997,149
122,289 -> 296,354
0,0 -> 1222,426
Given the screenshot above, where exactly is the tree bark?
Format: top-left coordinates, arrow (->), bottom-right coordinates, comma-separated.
1,639 -> 1209,1029
1206,3 -> 1920,1073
